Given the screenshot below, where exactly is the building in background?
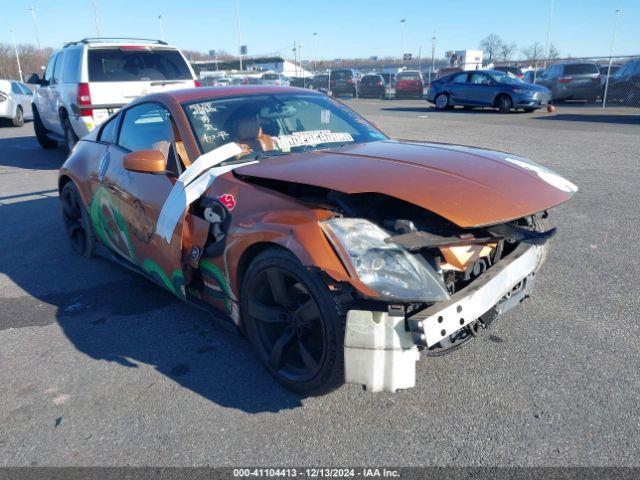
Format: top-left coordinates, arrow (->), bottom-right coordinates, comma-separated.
445,50 -> 484,70
192,56 -> 313,78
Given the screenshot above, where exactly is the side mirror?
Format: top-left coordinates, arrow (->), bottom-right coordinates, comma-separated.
123,150 -> 167,174
27,73 -> 41,85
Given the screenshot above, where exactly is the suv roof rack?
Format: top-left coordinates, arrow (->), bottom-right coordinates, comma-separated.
63,37 -> 168,48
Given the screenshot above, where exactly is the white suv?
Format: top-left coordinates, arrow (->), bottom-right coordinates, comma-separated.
28,37 -> 199,151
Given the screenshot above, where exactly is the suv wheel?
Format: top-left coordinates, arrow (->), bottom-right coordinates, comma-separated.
240,248 -> 346,396
63,115 -> 79,152
33,107 -> 57,149
12,106 -> 24,127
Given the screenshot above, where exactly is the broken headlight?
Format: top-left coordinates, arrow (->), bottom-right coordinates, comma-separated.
321,218 -> 450,302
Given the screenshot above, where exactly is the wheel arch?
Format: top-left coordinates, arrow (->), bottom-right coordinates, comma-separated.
493,92 -> 513,107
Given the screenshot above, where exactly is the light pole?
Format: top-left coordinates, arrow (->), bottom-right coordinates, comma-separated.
400,19 -> 406,63
92,0 -> 101,37
430,31 -> 436,83
313,32 -> 318,71
28,6 -> 41,49
236,0 -> 243,70
10,29 -> 23,82
602,9 -> 622,109
158,14 -> 164,41
544,0 -> 554,68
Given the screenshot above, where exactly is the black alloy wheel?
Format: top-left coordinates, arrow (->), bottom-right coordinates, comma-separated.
61,182 -> 95,258
241,248 -> 345,395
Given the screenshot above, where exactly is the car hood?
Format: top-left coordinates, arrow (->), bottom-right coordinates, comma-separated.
235,140 -> 577,228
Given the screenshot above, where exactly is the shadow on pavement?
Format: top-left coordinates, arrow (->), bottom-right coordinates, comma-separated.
0,135 -> 66,170
533,113 -> 639,125
0,196 -> 303,413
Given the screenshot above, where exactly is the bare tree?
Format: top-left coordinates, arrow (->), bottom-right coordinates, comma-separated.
499,42 -> 518,63
522,42 -> 544,65
479,34 -> 504,64
547,43 -> 560,60
0,43 -> 52,80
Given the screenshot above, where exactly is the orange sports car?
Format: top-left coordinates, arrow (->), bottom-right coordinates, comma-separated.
59,86 -> 576,395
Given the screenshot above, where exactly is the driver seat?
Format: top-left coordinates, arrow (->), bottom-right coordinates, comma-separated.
235,116 -> 275,153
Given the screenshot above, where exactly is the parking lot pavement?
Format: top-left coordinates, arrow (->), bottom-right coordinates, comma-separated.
1,104 -> 639,467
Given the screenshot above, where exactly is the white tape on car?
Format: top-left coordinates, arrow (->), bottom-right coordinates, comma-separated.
155,142 -> 250,243
272,130 -> 353,152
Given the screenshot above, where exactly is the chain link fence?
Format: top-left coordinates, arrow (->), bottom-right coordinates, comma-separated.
494,55 -> 640,108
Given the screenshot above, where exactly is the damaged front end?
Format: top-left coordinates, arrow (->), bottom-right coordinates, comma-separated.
313,193 -> 553,392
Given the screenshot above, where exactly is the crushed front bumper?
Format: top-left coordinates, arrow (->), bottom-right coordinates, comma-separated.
343,242 -> 543,392
408,242 -> 542,348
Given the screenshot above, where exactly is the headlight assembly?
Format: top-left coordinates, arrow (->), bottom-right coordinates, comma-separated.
321,218 -> 450,302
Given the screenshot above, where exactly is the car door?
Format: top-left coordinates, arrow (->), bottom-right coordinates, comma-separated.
462,72 -> 495,106
18,83 -> 34,118
48,51 -> 66,134
447,72 -> 470,104
35,54 -> 58,129
10,82 -> 26,118
106,102 -> 188,298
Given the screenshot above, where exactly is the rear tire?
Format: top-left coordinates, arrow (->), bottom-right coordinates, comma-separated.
61,181 -> 96,258
497,94 -> 513,113
12,106 -> 24,127
240,247 -> 346,396
434,93 -> 449,110
63,115 -> 78,153
33,107 -> 57,149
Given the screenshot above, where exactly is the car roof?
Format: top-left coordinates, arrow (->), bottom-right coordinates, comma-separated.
138,85 -> 323,105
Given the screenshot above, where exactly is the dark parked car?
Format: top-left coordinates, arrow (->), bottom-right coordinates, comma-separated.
358,74 -> 386,98
395,70 -> 423,99
602,59 -> 640,106
426,70 -> 552,113
494,66 -> 524,79
312,74 -> 329,91
329,69 -> 357,97
537,63 -> 601,102
378,72 -> 396,87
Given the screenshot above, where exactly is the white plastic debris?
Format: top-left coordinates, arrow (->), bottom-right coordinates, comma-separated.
344,310 -> 420,393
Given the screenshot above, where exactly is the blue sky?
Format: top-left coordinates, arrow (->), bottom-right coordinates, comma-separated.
2,0 -> 637,60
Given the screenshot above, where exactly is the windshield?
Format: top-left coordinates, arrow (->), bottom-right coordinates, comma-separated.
184,93 -> 387,158
88,48 -> 192,82
564,64 -> 599,75
361,76 -> 380,84
488,71 -> 524,85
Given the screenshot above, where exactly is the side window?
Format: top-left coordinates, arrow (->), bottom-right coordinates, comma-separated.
469,73 -> 491,85
62,48 -> 82,83
52,52 -> 65,85
43,54 -> 57,84
11,82 -> 22,94
118,104 -> 174,152
19,83 -> 33,95
98,113 -> 120,144
451,73 -> 468,83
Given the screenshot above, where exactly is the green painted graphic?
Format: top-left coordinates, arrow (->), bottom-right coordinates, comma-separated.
90,187 -> 136,261
142,258 -> 186,300
199,259 -> 231,312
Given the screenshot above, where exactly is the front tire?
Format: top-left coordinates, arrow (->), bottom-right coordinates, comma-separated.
12,106 -> 24,127
497,94 -> 513,113
61,182 -> 96,258
240,248 -> 345,396
33,107 -> 57,149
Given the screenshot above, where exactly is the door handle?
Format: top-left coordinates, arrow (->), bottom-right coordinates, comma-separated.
98,151 -> 110,182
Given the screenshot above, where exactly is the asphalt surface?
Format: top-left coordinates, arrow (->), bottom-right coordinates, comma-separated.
1,102 -> 639,467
